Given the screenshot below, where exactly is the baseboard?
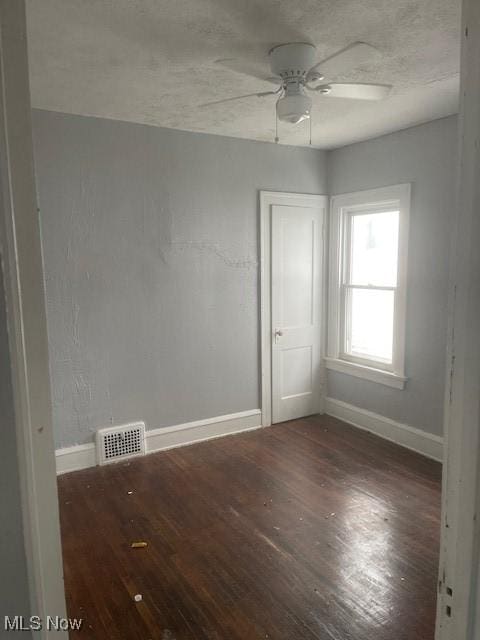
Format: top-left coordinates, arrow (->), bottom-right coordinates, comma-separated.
56,409 -> 262,475
325,397 -> 443,462
55,442 -> 96,474
145,409 -> 262,453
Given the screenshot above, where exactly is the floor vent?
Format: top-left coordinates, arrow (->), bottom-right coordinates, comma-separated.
96,422 -> 146,465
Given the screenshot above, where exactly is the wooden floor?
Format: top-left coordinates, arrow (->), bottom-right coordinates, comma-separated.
58,415 -> 442,640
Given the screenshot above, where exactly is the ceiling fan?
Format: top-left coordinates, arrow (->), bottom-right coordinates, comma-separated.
200,42 -> 392,126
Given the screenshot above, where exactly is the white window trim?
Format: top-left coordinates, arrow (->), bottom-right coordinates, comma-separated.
326,183 -> 411,390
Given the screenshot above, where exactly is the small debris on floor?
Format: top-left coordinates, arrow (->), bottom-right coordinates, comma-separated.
127,490 -> 134,495
401,577 -> 406,581
131,541 -> 148,549
273,526 -> 280,531
299,517 -> 303,521
134,594 -> 142,602
330,512 -> 336,517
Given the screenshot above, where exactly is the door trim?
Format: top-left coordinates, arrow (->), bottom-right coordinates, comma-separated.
0,2 -> 67,636
436,0 -> 480,636
259,190 -> 328,427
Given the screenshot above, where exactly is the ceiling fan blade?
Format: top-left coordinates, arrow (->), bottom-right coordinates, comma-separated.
214,58 -> 281,85
308,42 -> 381,78
312,83 -> 392,100
199,89 -> 280,108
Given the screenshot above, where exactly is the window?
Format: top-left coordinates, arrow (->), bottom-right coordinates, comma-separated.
326,184 -> 410,389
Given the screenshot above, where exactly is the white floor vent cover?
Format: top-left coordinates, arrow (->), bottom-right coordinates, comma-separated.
96,422 -> 146,465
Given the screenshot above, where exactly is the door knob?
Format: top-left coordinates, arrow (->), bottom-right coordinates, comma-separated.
274,328 -> 283,341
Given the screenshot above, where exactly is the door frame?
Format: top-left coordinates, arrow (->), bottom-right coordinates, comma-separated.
436,0 -> 480,636
0,2 -> 67,637
259,190 -> 328,427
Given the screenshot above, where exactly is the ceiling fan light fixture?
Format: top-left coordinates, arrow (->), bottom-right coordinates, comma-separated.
204,41 -> 390,135
276,93 -> 312,124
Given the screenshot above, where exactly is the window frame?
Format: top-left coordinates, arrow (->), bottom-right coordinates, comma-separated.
326,184 -> 411,389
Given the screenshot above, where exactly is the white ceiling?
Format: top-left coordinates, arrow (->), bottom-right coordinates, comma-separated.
26,0 -> 461,149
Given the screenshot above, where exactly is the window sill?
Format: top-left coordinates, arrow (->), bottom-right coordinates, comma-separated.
324,357 -> 407,389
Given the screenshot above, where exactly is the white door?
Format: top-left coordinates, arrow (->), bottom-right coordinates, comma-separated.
271,204 -> 325,423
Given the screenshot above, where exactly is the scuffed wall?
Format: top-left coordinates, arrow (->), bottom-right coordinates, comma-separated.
32,109 -> 327,448
327,116 -> 457,436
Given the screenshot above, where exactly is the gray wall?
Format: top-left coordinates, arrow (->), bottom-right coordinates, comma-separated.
327,116 -> 457,436
0,253 -> 32,633
33,110 -> 455,447
32,109 -> 328,449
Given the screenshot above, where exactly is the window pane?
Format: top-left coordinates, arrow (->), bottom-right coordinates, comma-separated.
350,211 -> 399,286
347,288 -> 394,363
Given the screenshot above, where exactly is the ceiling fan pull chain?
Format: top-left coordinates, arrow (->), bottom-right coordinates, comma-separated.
275,111 -> 279,144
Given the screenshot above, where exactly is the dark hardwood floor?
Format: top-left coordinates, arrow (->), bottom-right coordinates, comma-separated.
58,415 -> 442,639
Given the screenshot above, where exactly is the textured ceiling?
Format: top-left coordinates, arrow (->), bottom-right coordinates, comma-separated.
26,0 -> 461,149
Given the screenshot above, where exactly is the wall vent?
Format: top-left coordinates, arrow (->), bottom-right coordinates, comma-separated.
96,422 -> 146,465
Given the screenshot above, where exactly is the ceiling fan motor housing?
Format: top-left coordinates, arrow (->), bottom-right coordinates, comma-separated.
269,42 -> 317,79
